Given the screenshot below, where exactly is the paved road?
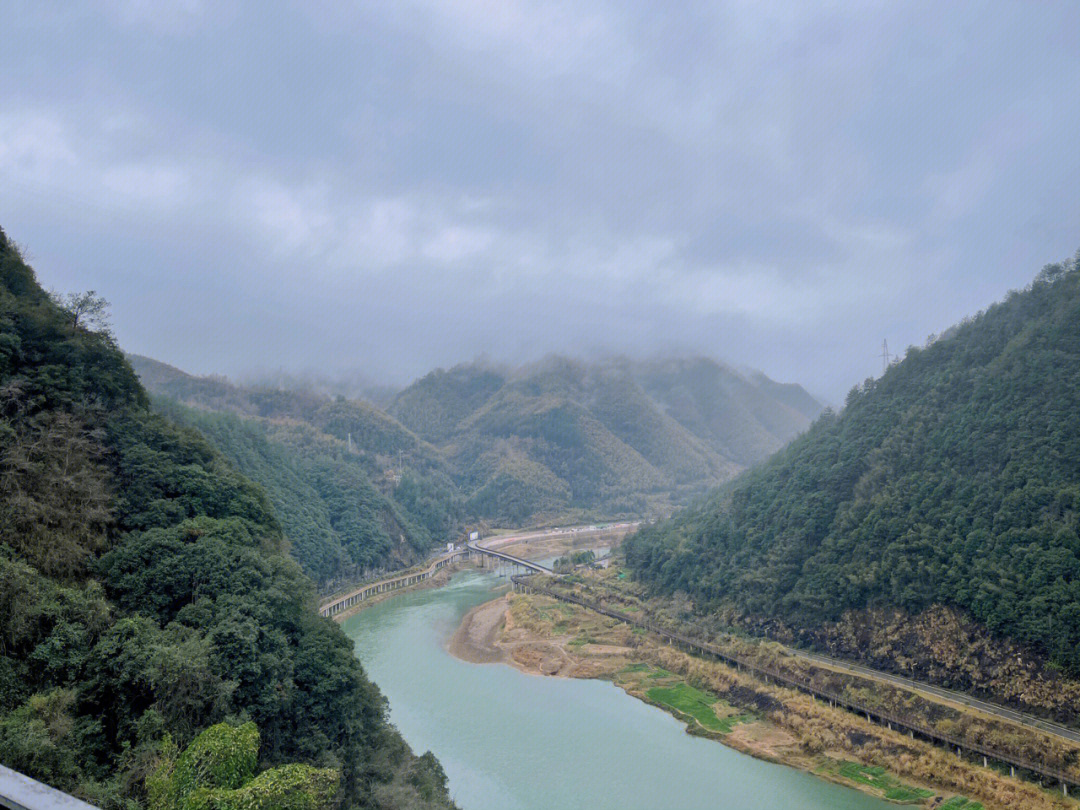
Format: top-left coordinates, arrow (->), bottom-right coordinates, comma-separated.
775,646 -> 1080,746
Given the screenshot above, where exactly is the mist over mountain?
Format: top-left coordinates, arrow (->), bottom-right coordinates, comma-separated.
389,355 -> 822,523
5,2 -> 1080,807
132,352 -> 821,533
128,354 -> 462,590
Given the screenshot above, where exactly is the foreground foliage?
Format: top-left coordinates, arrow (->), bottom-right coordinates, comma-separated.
627,253 -> 1080,676
147,722 -> 338,810
0,228 -> 454,808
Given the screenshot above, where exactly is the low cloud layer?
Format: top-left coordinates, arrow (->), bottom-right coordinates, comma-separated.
3,1 -> 1077,400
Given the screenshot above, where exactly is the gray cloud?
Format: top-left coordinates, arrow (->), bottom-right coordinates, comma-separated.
2,0 -> 1077,401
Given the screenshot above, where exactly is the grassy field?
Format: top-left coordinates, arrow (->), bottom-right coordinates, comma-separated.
939,798 -> 985,810
814,760 -> 983,805
615,663 -> 753,735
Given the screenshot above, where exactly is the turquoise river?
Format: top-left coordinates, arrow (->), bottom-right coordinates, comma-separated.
342,568 -> 899,810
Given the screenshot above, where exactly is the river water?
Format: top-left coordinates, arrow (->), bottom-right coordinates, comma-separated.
341,569 -> 897,810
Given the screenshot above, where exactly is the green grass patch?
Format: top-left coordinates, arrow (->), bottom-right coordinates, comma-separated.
568,635 -> 594,647
939,798 -> 983,810
647,668 -> 674,679
646,682 -> 750,734
619,663 -> 650,674
831,762 -> 934,803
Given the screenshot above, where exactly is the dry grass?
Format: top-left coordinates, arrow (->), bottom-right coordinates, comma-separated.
511,578 -> 1079,810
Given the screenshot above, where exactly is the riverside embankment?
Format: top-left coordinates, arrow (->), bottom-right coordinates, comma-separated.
341,567 -> 896,810
453,572 -> 1078,810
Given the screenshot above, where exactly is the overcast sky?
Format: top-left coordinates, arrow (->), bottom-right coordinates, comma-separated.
2,1 -> 1077,401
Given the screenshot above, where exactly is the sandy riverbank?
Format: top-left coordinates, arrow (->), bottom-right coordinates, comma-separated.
447,594 -> 821,769
446,591 -> 1065,810
449,594 -> 626,678
448,595 -> 509,664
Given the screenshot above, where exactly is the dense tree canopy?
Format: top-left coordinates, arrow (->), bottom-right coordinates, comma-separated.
153,401 -> 462,590
626,253 -> 1080,674
0,228 -> 454,809
129,357 -> 465,589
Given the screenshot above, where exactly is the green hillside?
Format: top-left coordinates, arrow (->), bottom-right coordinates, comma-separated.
388,364 -> 507,445
632,357 -> 823,467
130,356 -> 463,589
626,253 -> 1080,678
390,356 -> 820,524
0,229 -> 454,809
129,355 -> 421,456
135,352 -> 819,534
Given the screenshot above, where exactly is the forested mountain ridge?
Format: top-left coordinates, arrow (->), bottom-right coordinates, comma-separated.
0,229 -> 455,808
130,355 -> 463,590
134,352 -> 820,535
626,254 -> 1080,693
389,356 -> 822,523
130,354 -> 423,457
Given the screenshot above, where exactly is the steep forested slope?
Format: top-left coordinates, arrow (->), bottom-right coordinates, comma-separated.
390,356 -> 820,524
632,358 -> 823,467
0,229 -> 454,809
388,364 -> 506,445
130,355 -> 422,455
130,356 -> 463,589
626,254 -> 1080,679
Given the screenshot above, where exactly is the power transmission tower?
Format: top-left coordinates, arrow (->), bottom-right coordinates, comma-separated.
880,339 -> 894,373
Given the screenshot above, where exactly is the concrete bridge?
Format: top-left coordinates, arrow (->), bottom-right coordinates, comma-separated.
319,534 -> 558,618
466,537 -> 551,574
319,523 -> 635,618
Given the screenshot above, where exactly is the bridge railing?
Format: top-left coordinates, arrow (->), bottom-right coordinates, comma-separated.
513,574 -> 1077,794
0,764 -> 99,810
320,550 -> 471,616
468,541 -> 551,573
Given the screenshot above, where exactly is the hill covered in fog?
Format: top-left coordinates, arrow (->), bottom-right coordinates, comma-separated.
133,352 -> 820,557
389,356 -> 822,523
